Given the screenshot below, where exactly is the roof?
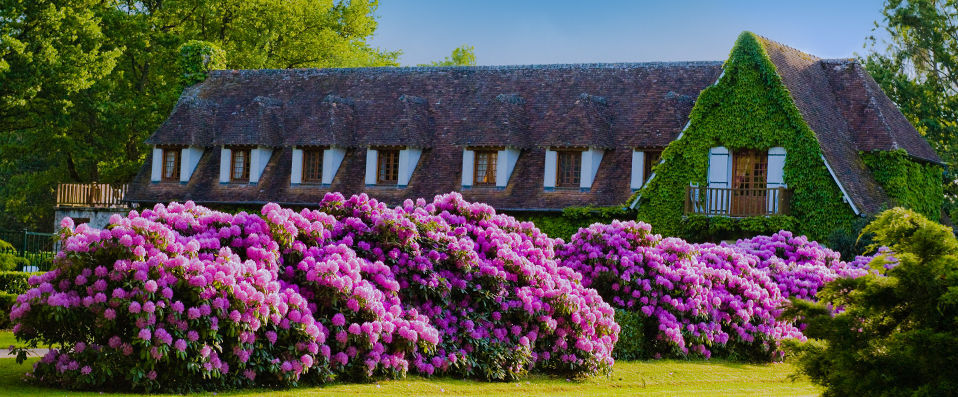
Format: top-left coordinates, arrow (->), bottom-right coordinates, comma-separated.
756,36 -> 941,215
133,62 -> 723,209
132,37 -> 941,214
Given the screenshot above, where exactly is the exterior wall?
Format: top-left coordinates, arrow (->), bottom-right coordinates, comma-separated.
54,208 -> 130,230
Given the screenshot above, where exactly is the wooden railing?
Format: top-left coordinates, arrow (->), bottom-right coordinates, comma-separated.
684,186 -> 790,217
56,183 -> 129,208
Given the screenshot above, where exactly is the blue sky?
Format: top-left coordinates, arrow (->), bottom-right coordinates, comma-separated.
368,1 -> 890,66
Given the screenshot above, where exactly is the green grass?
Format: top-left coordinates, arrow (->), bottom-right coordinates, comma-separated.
0,355 -> 820,397
0,330 -> 17,348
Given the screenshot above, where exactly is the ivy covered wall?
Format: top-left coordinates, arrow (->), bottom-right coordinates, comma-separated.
861,150 -> 943,221
633,32 -> 857,241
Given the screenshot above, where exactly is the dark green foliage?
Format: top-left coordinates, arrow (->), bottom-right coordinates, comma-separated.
862,149 -> 944,221
611,309 -> 645,361
177,40 -> 227,86
0,271 -> 37,295
787,208 -> 958,396
508,206 -> 634,241
825,215 -> 876,261
0,271 -> 37,329
678,214 -> 798,243
0,253 -> 28,272
634,32 -> 856,241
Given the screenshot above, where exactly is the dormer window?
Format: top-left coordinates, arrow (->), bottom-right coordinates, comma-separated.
474,150 -> 498,185
161,148 -> 181,182
302,148 -> 324,184
377,149 -> 400,185
231,147 -> 251,183
556,150 -> 582,188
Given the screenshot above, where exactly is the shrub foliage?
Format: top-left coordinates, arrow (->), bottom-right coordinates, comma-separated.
10,193 -> 617,392
787,208 -> 958,396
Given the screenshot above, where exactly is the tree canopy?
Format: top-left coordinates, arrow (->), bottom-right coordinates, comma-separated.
0,0 -> 399,231
865,0 -> 958,218
420,45 -> 476,67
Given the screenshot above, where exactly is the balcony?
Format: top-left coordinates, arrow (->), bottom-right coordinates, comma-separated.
684,186 -> 790,217
56,183 -> 129,208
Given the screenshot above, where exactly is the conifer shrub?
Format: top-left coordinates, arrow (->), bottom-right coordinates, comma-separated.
787,208 -> 958,396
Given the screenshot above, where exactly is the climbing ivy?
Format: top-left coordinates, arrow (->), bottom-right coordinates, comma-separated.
633,32 -> 856,241
678,214 -> 799,242
861,150 -> 943,221
178,40 -> 227,86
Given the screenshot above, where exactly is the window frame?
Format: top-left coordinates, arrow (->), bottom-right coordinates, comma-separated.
555,149 -> 583,188
473,149 -> 498,186
643,149 -> 662,184
302,147 -> 324,184
376,148 -> 400,185
160,147 -> 181,182
230,147 -> 252,183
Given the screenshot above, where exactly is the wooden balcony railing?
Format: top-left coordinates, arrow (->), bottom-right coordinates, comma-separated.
56,183 -> 129,208
684,186 -> 790,217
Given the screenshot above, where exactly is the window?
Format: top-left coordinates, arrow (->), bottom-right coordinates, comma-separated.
556,150 -> 582,188
231,148 -> 251,183
474,150 -> 498,185
643,150 -> 662,184
303,148 -> 324,184
161,148 -> 180,181
731,149 -> 769,216
377,149 -> 400,184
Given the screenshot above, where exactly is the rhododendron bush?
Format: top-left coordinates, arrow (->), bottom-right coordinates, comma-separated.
10,193 -> 617,392
556,221 -> 878,361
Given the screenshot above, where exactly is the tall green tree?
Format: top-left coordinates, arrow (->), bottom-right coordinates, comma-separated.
0,0 -> 398,231
420,45 -> 476,67
0,0 -> 121,229
865,0 -> 958,218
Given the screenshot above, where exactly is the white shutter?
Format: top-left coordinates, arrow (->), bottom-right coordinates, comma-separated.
630,150 -> 645,190
322,147 -> 346,185
180,146 -> 203,183
496,148 -> 520,188
706,147 -> 731,215
461,149 -> 475,187
397,148 -> 422,187
249,146 -> 273,184
767,147 -> 786,213
364,149 -> 378,185
580,148 -> 604,191
219,147 -> 231,184
543,150 -> 557,190
291,148 -> 303,185
151,147 -> 163,182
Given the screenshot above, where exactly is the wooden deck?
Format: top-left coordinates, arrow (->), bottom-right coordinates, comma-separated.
56,183 -> 129,208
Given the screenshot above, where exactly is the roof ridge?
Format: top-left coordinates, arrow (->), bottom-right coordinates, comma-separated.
208,61 -> 725,76
754,34 -> 822,62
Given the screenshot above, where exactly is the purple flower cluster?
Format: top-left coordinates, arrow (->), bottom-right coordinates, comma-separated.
11,193 -> 617,391
556,222 -> 884,360
721,231 -> 873,300
263,192 -> 617,380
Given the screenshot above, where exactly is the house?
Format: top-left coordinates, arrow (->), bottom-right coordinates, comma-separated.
121,32 -> 943,240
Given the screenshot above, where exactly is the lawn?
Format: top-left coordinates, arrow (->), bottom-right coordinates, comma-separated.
0,359 -> 820,396
0,330 -> 819,396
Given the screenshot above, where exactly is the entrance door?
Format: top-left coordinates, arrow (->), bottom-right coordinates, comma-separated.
731,149 -> 768,216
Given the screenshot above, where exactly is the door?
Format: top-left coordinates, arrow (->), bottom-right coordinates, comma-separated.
731,149 -> 768,216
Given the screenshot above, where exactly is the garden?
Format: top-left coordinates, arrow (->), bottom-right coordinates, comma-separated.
1,193 -> 955,396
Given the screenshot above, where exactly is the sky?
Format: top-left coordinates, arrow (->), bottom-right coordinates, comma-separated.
367,0 -> 891,66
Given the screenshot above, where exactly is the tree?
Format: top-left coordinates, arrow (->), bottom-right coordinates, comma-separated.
787,208 -> 958,396
864,0 -> 958,219
0,0 -> 399,231
420,45 -> 476,67
0,0 -> 121,229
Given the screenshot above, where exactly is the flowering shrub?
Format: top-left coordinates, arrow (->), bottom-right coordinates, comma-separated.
557,221 -> 882,361
724,231 -> 872,300
10,193 -> 617,392
263,193 -> 617,380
